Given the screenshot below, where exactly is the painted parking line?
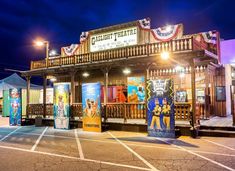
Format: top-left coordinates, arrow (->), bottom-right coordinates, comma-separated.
74,129 -> 84,159
0,144 -> 151,171
202,139 -> 235,151
0,127 -> 21,142
108,131 -> 159,171
31,127 -> 48,151
156,138 -> 235,171
0,128 -> 234,158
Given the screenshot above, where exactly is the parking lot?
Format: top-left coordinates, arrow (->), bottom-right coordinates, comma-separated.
0,124 -> 234,171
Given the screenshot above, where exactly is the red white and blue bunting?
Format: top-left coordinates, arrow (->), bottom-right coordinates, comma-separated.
62,44 -> 79,56
80,31 -> 89,43
138,18 -> 151,30
201,31 -> 217,44
151,24 -> 181,41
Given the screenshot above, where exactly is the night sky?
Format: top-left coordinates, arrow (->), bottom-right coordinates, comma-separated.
0,0 -> 235,80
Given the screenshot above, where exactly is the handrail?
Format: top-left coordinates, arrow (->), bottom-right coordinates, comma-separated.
29,37 -> 210,70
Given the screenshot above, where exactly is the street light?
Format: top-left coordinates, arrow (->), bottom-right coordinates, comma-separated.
49,50 -> 57,57
34,39 -> 49,66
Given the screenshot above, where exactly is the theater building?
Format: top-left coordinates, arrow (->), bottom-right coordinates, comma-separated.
21,18 -> 227,130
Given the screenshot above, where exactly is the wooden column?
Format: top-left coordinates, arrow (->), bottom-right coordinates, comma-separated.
70,71 -> 76,104
43,75 -> 47,118
102,67 -> 110,122
191,60 -> 197,127
26,76 -> 31,118
145,68 -> 149,123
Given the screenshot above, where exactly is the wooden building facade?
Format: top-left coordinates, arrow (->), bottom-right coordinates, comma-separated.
22,18 -> 225,126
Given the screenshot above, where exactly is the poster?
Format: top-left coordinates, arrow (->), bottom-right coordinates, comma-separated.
9,88 -> 22,126
175,90 -> 187,102
147,79 -> 175,138
53,83 -> 70,129
82,82 -> 101,132
216,86 -> 226,101
127,77 -> 145,102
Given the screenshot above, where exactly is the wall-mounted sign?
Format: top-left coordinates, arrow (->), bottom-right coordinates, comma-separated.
90,27 -> 138,52
216,86 -> 226,101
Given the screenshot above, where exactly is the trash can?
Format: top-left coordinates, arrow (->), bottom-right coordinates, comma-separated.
35,116 -> 43,127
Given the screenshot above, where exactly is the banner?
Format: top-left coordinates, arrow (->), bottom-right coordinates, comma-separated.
138,18 -> 151,30
61,44 -> 79,56
127,77 -> 145,102
80,31 -> 89,43
151,24 -> 183,42
147,79 -> 175,138
9,88 -> 22,126
201,31 -> 217,44
82,82 -> 101,132
53,83 -> 70,129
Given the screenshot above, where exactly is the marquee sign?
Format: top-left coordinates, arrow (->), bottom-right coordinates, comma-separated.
90,27 -> 138,52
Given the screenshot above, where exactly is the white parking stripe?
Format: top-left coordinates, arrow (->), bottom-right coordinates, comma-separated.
156,138 -> 235,171
31,127 -> 48,151
0,127 -> 21,142
0,144 -> 151,171
203,139 -> 235,151
74,129 -> 84,159
108,131 -> 159,171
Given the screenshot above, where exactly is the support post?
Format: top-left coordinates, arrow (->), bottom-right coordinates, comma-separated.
145,68 -> 149,123
43,74 -> 47,118
190,59 -> 199,138
26,76 -> 31,118
102,67 -> 110,122
70,71 -> 76,104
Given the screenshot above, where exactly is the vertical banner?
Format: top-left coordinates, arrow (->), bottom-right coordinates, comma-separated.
54,83 -> 70,129
82,82 -> 101,132
147,79 -> 175,138
127,77 -> 145,102
9,88 -> 22,126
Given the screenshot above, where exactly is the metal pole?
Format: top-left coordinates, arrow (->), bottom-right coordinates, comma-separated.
43,75 -> 47,118
71,71 -> 76,104
26,76 -> 31,119
45,41 -> 49,67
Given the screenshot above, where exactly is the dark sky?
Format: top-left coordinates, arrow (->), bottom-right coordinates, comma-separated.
0,0 -> 235,79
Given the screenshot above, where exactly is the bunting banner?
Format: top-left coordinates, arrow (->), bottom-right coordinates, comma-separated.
61,44 -> 79,56
151,24 -> 182,42
138,18 -> 151,30
80,31 -> 89,43
147,79 -> 175,138
201,31 -> 217,44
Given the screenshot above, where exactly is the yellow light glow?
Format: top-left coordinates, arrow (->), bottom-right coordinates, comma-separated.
123,68 -> 131,75
82,72 -> 89,77
34,40 -> 45,47
161,52 -> 169,60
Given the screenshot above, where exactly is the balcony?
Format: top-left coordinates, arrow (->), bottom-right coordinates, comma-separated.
30,37 -> 216,70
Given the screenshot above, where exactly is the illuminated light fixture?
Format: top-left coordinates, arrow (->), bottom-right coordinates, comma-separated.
123,68 -> 131,75
175,65 -> 183,72
161,51 -> 169,60
179,72 -> 185,78
49,50 -> 57,56
166,25 -> 172,32
82,72 -> 89,77
34,40 -> 45,47
50,77 -> 57,82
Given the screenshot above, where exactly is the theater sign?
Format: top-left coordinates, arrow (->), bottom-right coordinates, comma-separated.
90,27 -> 138,52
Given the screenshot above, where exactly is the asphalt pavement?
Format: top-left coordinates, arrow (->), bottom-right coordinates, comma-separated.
0,119 -> 234,171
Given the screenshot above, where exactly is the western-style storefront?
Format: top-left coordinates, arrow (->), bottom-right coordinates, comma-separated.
22,18 -> 226,132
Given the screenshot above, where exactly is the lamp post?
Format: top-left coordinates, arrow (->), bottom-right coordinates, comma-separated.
34,40 -> 49,67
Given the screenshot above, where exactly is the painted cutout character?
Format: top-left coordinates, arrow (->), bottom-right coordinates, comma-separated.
85,98 -> 98,117
150,98 -> 161,129
10,89 -> 20,125
58,95 -> 65,117
162,98 -> 171,130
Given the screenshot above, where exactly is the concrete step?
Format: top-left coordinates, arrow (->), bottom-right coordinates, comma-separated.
199,129 -> 235,137
200,125 -> 235,131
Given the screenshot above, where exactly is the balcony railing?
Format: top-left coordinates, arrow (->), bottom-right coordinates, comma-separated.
30,37 -> 207,70
27,102 -> 193,122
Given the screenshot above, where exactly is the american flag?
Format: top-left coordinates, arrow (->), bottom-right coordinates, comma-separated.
80,32 -> 89,43
202,31 -> 217,44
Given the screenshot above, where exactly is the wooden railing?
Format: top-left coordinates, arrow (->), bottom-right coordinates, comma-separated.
27,103 -> 191,122
30,38 -> 197,70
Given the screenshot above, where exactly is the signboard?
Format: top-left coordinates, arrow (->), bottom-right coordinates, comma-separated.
147,79 -> 175,138
9,88 -> 22,126
216,86 -> 226,101
90,27 -> 138,52
127,77 -> 145,102
82,82 -> 101,132
53,83 -> 70,129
